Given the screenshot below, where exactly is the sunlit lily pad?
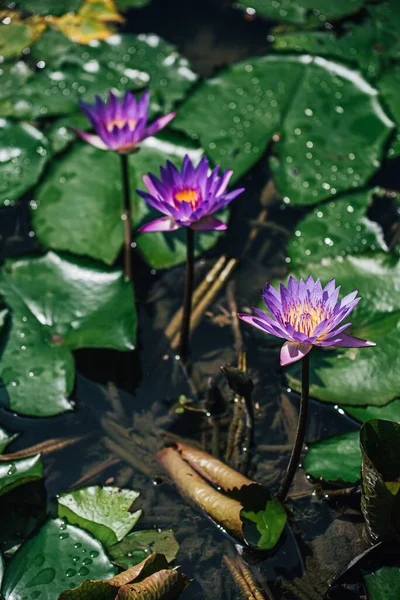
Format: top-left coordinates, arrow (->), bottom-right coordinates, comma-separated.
286,253 -> 400,407
235,0 -> 363,25
0,251 -> 136,417
175,55 -> 393,199
0,14 -> 37,60
33,132 -> 227,269
0,119 -> 49,206
58,486 -> 142,546
0,455 -> 43,497
109,530 -> 179,569
1,518 -> 117,599
286,189 -> 387,267
377,64 -> 400,158
1,30 -> 196,120
304,431 -> 361,484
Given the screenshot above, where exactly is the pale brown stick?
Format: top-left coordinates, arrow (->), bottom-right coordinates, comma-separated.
0,434 -> 93,462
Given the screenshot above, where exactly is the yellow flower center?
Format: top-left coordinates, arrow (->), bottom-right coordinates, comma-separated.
286,304 -> 325,337
174,189 -> 199,209
106,118 -> 137,132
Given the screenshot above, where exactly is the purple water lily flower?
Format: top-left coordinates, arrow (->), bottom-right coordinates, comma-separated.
239,276 -> 376,367
73,90 -> 175,153
137,155 -> 245,232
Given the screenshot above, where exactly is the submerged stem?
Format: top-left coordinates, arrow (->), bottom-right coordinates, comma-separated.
277,353 -> 310,501
179,227 -> 195,364
120,153 -> 132,281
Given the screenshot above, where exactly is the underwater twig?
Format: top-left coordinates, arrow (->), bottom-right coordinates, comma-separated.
179,227 -> 195,364
120,153 -> 132,282
69,455 -> 121,489
226,281 -> 244,356
105,437 -> 154,479
106,381 -> 128,423
278,354 -> 310,501
0,433 -> 93,462
223,555 -> 268,600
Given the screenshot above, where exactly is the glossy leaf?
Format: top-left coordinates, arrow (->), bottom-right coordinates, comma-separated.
303,431 -> 361,484
0,554 -> 4,589
109,530 -> 179,569
1,30 -> 196,120
286,254 -> 400,407
0,251 -> 136,417
0,119 -> 49,206
287,189 -> 387,267
240,490 -> 287,550
1,518 -> 117,599
116,0 -> 151,8
360,419 -> 400,542
0,61 -> 33,118
58,486 -> 141,547
377,64 -> 400,159
0,425 -> 19,455
0,455 -> 43,497
362,565 -> 400,600
344,400 -> 400,424
175,55 -> 392,197
16,0 -> 81,15
51,0 -> 124,45
235,0 -> 363,25
0,15 -> 36,60
33,133 -> 226,269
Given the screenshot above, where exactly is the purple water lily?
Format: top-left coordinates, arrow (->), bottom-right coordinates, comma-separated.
137,155 -> 245,232
239,276 -> 375,367
73,90 -> 175,153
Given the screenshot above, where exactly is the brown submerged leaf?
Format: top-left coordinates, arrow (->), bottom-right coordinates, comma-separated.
117,569 -> 189,599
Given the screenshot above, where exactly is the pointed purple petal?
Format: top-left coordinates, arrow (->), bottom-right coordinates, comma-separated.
145,112 -> 176,138
280,341 -> 313,367
70,129 -> 109,150
325,333 -> 376,348
191,216 -> 227,231
238,314 -> 286,338
138,216 -> 179,233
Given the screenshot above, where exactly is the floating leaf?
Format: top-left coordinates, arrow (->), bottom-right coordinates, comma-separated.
0,61 -> 33,118
175,55 -> 393,197
303,431 -> 361,484
362,565 -> 400,600
235,0 -> 363,26
0,119 -> 49,207
287,189 -> 387,268
58,486 -> 142,547
285,253 -> 400,407
1,30 -> 196,120
377,64 -> 400,158
0,251 -> 136,417
52,0 -> 124,44
33,133 -> 226,269
0,425 -> 18,455
1,518 -> 117,599
0,12 -> 44,60
360,419 -> 400,542
0,455 -> 43,497
116,0 -> 151,8
344,400 -> 400,424
117,568 -> 189,600
108,530 -> 179,570
239,487 -> 287,551
16,0 -> 81,16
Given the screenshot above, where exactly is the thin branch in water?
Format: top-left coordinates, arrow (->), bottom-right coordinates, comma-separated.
69,455 -> 120,490
0,433 -> 94,462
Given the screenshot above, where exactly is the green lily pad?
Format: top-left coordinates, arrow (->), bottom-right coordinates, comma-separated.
0,426 -> 18,455
286,189 -> 387,268
58,486 -> 142,547
344,400 -> 400,423
377,64 -> 400,158
304,431 -> 361,484
2,30 -> 196,120
33,132 -> 227,269
241,497 -> 287,550
108,530 -> 179,569
0,455 -> 43,497
175,55 -> 393,197
47,113 -> 90,155
0,554 -> 4,588
16,0 -> 81,15
285,253 -> 400,407
0,61 -> 33,119
116,0 -> 151,8
362,565 -> 400,600
0,251 -> 136,417
1,518 -> 117,599
360,419 -> 400,542
235,0 -> 362,26
367,0 -> 400,62
0,119 -> 49,207
0,19 -> 35,61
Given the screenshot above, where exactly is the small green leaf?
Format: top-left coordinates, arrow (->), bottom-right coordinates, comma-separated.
0,426 -> 18,455
235,0 -> 363,25
16,0 -> 81,15
108,530 -> 179,569
0,19 -> 35,61
0,455 -> 43,497
241,497 -> 287,550
304,431 -> 361,484
58,486 -> 142,547
0,119 -> 49,206
344,399 -> 400,424
360,419 -> 400,542
362,565 -> 400,600
1,518 -> 117,600
116,0 -> 151,8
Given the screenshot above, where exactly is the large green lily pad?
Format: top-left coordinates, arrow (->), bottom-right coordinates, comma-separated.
344,399 -> 400,423
0,251 -> 136,417
175,55 -> 393,198
362,565 -> 400,600
0,18 -> 36,61
0,455 -> 43,497
1,519 -> 117,599
58,486 -> 142,547
16,0 -> 81,15
360,419 -> 400,542
0,426 -> 18,455
303,431 -> 361,484
0,119 -> 49,207
33,132 -> 227,269
286,253 -> 400,407
108,530 -> 179,569
377,64 -> 400,158
286,189 -> 387,268
0,30 -> 196,120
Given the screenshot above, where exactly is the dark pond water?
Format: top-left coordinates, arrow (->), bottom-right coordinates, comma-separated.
1,1 -> 400,598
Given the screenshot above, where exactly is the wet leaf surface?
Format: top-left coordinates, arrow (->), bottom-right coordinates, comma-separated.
16,0 -> 81,16
0,455 -> 43,497
58,486 -> 142,547
304,431 -> 361,484
0,251 -> 136,416
1,518 -> 118,599
0,425 -> 18,455
0,14 -> 38,60
0,119 -> 49,207
344,400 -> 400,423
362,565 -> 400,600
108,530 -> 179,569
360,419 -> 400,543
377,63 -> 400,158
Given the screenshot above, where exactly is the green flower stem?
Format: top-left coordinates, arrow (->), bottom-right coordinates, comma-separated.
120,153 -> 132,282
179,227 -> 195,364
278,353 -> 310,501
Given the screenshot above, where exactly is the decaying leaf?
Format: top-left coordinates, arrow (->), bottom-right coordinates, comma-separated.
117,569 -> 189,599
51,0 -> 123,43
